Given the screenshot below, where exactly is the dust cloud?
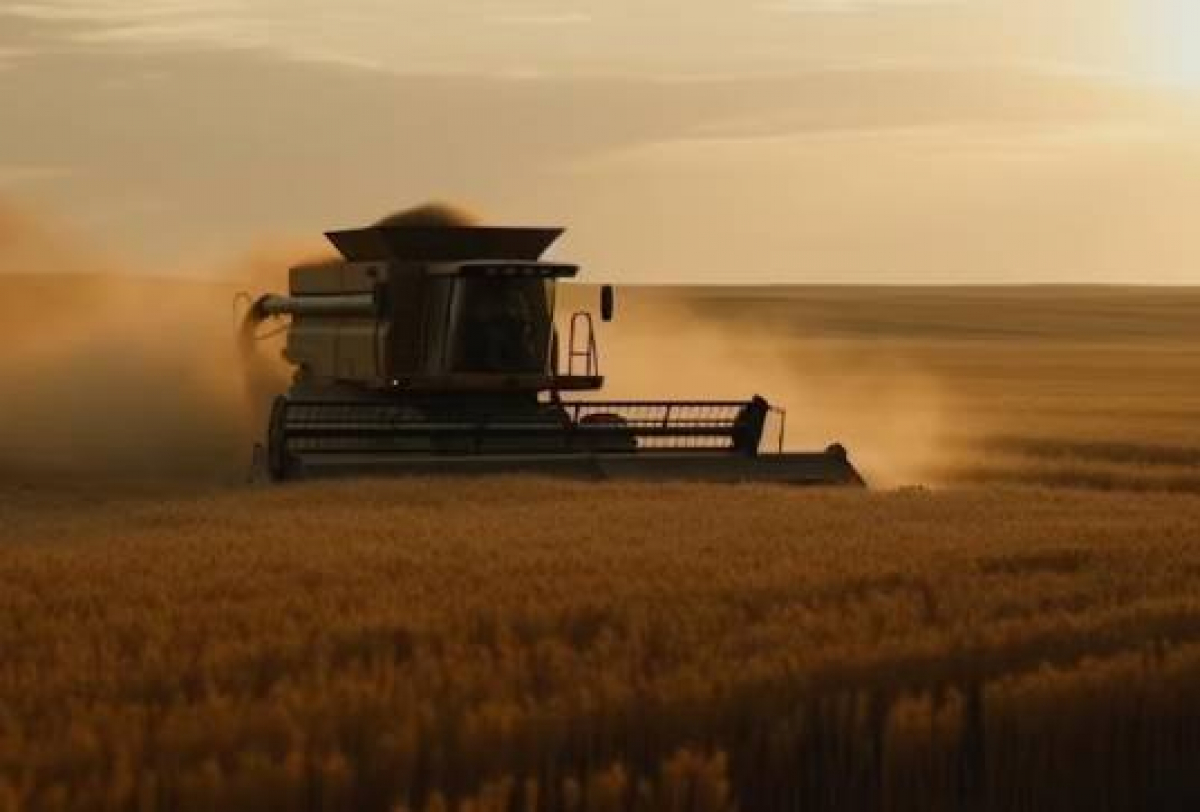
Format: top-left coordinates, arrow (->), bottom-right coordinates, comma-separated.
0,199 -> 296,483
1,198 -> 947,487
586,290 -> 950,487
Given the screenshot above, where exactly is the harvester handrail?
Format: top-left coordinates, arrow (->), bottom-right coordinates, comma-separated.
559,399 -> 758,408
284,399 -> 764,409
567,312 -> 599,377
764,406 -> 788,454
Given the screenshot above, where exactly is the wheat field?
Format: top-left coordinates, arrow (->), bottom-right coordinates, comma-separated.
3,284 -> 1200,811
3,480 -> 1200,811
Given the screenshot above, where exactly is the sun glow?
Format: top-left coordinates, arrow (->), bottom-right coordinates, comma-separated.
1146,0 -> 1200,87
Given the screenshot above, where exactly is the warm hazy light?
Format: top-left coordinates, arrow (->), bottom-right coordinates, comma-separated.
4,0 -> 1200,282
1147,0 -> 1200,87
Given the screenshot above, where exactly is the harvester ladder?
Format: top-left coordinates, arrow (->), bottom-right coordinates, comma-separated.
567,312 -> 599,377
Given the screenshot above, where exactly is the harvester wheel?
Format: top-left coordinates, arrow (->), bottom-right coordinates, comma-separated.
825,443 -> 849,461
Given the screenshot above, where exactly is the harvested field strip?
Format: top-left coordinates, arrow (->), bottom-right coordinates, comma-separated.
978,436 -> 1200,468
938,437 -> 1200,493
948,460 -> 1200,493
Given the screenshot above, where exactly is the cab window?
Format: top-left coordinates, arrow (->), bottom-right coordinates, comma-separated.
453,278 -> 552,373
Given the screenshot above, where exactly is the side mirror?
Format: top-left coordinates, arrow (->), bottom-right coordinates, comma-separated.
600,285 -> 615,323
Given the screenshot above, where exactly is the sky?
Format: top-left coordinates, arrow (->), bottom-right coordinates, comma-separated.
3,0 -> 1200,283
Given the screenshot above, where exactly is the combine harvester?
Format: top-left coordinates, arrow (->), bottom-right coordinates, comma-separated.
243,207 -> 863,486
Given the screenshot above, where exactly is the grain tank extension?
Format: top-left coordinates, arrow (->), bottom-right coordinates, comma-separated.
245,213 -> 864,485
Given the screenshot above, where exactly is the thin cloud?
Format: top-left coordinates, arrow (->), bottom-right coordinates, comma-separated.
766,0 -> 962,10
68,18 -> 270,49
570,121 -> 1176,176
5,1 -> 266,53
0,47 -> 28,69
490,12 -> 594,26
5,1 -> 239,22
0,0 -> 1166,84
0,165 -> 73,187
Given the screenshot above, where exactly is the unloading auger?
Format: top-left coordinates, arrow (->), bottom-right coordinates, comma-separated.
243,207 -> 864,486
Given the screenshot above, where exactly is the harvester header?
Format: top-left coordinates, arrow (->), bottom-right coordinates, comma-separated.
243,205 -> 863,486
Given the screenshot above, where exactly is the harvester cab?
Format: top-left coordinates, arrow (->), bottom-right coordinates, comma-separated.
245,214 -> 864,486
